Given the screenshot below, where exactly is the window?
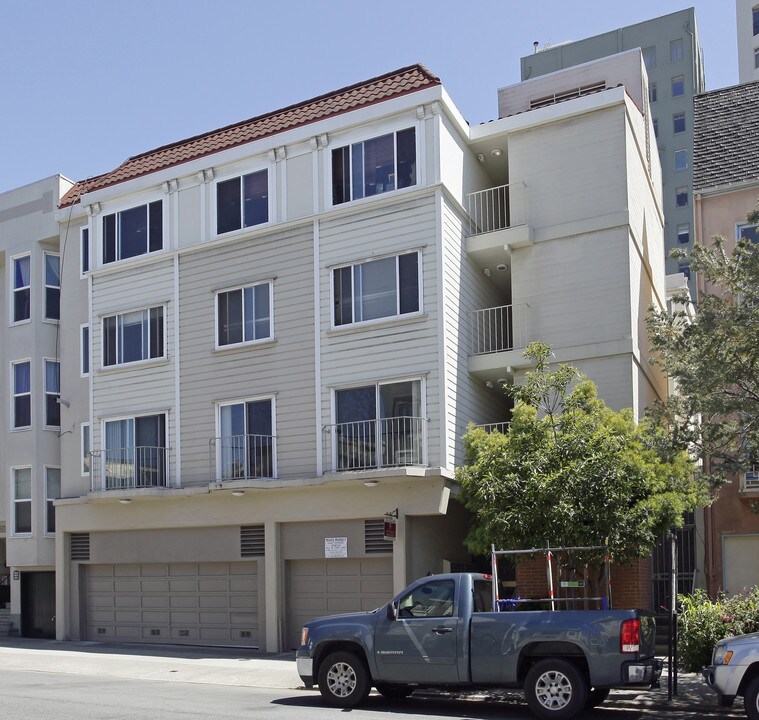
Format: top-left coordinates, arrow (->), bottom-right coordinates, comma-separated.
672,75 -> 685,97
398,579 -> 454,618
45,467 -> 61,534
673,112 -> 686,134
217,398 -> 274,480
44,360 -> 60,428
674,149 -> 688,173
652,118 -> 659,139
102,201 -> 163,264
12,360 -> 31,429
81,423 -> 90,476
754,47 -> 759,69
334,379 -> 423,470
104,414 -> 166,489
102,306 -> 164,367
649,82 -> 657,103
44,253 -> 60,321
677,224 -> 690,245
216,281 -> 272,347
333,251 -> 420,326
13,467 -> 32,534
754,6 -> 759,35
676,186 -> 688,207
12,255 -> 31,323
679,261 -> 691,280
332,127 -> 416,205
81,324 -> 90,375
642,46 -> 657,70
670,38 -> 684,62
81,227 -> 90,274
738,222 -> 759,243
216,169 -> 268,234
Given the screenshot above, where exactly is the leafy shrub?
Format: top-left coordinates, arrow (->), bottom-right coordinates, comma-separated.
678,587 -> 759,671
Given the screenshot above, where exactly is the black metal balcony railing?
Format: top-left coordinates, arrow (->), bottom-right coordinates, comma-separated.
91,446 -> 169,491
210,434 -> 275,481
324,417 -> 427,472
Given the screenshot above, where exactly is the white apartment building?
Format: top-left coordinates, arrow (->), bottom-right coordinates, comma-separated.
0,56 -> 665,650
737,0 -> 759,83
0,175 -> 73,635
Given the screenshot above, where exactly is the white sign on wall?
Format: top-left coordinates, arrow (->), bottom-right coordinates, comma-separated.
325,537 -> 348,558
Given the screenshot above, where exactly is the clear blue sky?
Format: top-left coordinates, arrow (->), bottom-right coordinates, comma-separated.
0,0 -> 738,195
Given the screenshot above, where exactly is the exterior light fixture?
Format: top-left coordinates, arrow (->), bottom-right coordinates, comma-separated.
476,153 -> 485,163
496,263 -> 508,271
491,148 -> 503,158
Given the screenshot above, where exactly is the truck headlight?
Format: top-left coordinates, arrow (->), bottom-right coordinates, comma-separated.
713,646 -> 733,665
300,627 -> 309,647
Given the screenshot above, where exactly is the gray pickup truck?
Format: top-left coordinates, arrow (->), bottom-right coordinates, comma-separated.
296,572 -> 662,720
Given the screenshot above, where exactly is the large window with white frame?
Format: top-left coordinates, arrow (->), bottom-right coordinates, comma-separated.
44,253 -> 60,321
216,398 -> 275,480
216,281 -> 272,347
103,413 -> 167,490
102,200 -> 163,264
45,466 -> 60,534
332,127 -> 416,205
738,222 -> 759,244
216,169 -> 269,234
670,38 -> 684,62
81,422 -> 90,477
102,306 -> 165,367
674,149 -> 688,173
12,360 -> 31,429
754,47 -> 759,69
12,254 -> 31,323
754,5 -> 759,35
333,251 -> 420,327
13,467 -> 32,534
44,360 -> 61,428
671,75 -> 685,97
80,226 -> 90,275
81,324 -> 90,375
332,379 -> 425,470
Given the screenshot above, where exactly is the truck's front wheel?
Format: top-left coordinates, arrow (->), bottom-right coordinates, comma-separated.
524,658 -> 588,720
745,675 -> 759,720
317,651 -> 371,708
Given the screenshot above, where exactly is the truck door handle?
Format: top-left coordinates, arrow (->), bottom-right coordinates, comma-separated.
432,626 -> 453,634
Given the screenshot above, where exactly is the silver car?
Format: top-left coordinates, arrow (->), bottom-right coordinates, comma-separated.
703,632 -> 759,719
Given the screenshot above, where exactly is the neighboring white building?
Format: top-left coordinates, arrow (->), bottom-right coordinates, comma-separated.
0,56 -> 666,650
737,0 -> 759,83
0,175 -> 74,635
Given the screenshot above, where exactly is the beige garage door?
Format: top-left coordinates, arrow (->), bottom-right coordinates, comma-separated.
723,535 -> 759,595
287,557 -> 393,650
85,562 -> 259,646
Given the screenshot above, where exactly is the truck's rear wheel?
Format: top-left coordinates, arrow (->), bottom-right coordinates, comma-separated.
524,658 -> 588,720
317,651 -> 371,708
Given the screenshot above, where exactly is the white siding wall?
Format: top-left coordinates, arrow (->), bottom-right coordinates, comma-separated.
318,195 -> 443,467
178,224 -> 316,485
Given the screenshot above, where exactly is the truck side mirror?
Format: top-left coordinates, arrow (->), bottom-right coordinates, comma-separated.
388,601 -> 398,620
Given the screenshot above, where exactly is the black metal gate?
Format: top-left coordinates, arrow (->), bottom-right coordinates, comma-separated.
652,512 -> 696,612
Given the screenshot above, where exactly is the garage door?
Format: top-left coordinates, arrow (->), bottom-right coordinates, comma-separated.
85,562 -> 259,646
287,557 -> 393,649
723,535 -> 759,595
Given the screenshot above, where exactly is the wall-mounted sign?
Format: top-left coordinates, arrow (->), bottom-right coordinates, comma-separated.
325,537 -> 348,558
383,517 -> 397,541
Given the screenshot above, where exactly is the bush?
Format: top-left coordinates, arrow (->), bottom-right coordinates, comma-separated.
678,587 -> 759,671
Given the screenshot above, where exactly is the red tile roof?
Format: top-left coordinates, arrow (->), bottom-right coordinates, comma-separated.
60,64 -> 441,208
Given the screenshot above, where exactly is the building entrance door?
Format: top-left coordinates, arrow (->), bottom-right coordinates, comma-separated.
21,571 -> 56,638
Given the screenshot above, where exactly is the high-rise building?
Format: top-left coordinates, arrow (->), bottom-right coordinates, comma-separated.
520,8 -> 705,293
736,0 -> 759,83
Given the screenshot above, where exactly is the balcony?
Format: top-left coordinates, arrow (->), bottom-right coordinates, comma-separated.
465,183 -> 531,274
91,446 -> 169,492
209,434 -> 275,482
741,465 -> 759,494
475,422 -> 511,434
469,303 -> 530,381
323,417 -> 428,473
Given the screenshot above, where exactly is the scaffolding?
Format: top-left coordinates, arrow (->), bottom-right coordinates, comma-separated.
490,542 -> 612,611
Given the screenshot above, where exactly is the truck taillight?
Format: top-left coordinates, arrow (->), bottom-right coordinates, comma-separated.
620,618 -> 640,653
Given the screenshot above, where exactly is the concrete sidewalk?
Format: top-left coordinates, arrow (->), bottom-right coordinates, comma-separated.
0,638 -> 301,689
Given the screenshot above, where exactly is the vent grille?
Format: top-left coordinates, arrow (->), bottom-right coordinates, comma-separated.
365,520 -> 392,554
240,525 -> 265,557
70,533 -> 91,561
529,81 -> 607,110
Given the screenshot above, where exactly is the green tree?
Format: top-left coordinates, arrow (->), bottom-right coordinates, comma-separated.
646,219 -> 759,484
457,342 -> 706,564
